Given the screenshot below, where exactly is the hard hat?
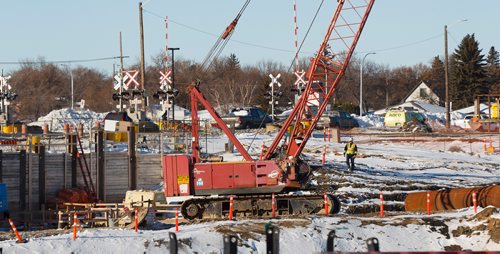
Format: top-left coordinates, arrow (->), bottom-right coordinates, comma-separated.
349,137 -> 353,142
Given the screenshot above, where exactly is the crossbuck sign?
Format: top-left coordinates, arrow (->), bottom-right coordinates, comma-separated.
159,70 -> 172,91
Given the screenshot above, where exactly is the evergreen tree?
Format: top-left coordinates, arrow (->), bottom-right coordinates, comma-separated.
486,46 -> 500,93
449,34 -> 487,109
486,46 -> 500,68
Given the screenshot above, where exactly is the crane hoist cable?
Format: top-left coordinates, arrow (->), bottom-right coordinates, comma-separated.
200,0 -> 251,71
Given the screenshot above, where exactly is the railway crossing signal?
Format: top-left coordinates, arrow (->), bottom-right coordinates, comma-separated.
123,70 -> 141,90
0,75 -> 16,122
159,70 -> 172,90
293,70 -> 306,87
268,74 -> 282,120
113,73 -> 129,91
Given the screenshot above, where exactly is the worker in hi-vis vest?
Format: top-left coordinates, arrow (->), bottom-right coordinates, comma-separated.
344,137 -> 357,171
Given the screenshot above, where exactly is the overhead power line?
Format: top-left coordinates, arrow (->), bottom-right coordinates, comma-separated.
0,56 -> 129,65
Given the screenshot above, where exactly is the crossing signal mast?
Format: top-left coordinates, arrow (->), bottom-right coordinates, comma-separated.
0,74 -> 16,124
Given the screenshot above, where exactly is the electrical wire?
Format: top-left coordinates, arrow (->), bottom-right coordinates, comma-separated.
143,8 -> 298,54
0,56 -> 129,65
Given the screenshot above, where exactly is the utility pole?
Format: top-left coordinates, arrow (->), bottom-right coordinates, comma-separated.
168,47 -> 180,121
444,25 -> 450,129
119,32 -> 124,112
138,2 -> 146,109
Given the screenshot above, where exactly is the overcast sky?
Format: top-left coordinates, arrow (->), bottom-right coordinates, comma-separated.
1,0 -> 498,75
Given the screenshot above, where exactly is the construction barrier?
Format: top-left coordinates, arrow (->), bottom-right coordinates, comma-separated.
405,185 -> 500,212
379,192 -> 384,217
271,193 -> 276,218
134,208 -> 138,233
473,192 -> 477,214
426,192 -> 431,216
324,193 -> 329,216
8,218 -> 26,243
73,212 -> 78,240
229,195 -> 234,220
321,146 -> 326,165
175,208 -> 179,232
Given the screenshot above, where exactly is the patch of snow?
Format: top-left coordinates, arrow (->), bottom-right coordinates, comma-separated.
29,107 -> 106,132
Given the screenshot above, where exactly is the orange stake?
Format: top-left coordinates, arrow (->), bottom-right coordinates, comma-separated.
484,138 -> 487,152
328,128 -> 331,142
134,208 -> 139,233
472,191 -> 477,214
323,127 -> 326,142
321,146 -> 326,165
380,192 -> 384,217
73,212 -> 78,240
426,192 -> 431,216
175,208 -> 179,232
272,193 -> 276,218
8,219 -> 25,243
324,193 -> 329,216
229,195 -> 234,220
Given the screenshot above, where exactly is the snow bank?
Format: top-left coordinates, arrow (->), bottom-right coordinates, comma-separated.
29,107 -> 106,132
353,114 -> 385,128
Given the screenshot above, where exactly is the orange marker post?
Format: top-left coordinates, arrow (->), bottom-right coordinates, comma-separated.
380,192 -> 384,217
73,212 -> 78,240
426,192 -> 431,216
175,208 -> 179,232
321,146 -> 326,165
328,128 -> 331,142
484,138 -> 487,152
272,193 -> 276,218
324,193 -> 329,216
8,219 -> 26,243
472,191 -> 477,214
229,195 -> 234,220
134,208 -> 139,233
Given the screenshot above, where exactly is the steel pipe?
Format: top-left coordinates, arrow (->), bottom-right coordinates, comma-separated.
405,185 -> 499,212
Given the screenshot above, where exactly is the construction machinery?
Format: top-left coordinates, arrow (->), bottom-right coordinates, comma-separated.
163,0 -> 375,220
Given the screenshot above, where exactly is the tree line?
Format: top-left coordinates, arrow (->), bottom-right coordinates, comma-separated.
6,34 -> 500,121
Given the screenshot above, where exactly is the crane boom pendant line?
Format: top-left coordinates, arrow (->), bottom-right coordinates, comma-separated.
264,0 -> 375,160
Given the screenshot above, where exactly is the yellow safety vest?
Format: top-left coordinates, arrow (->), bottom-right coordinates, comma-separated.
346,143 -> 357,155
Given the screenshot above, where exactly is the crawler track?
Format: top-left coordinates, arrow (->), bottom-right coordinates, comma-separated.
180,194 -> 341,220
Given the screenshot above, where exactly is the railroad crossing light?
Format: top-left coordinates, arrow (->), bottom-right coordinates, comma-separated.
121,91 -> 131,100
132,89 -> 144,97
153,91 -> 167,100
166,89 -> 179,97
7,92 -> 17,101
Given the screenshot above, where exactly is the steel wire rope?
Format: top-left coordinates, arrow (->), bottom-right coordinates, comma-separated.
287,0 -> 325,73
0,56 -> 129,65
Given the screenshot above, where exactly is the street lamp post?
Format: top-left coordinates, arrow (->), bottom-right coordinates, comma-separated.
360,52 -> 376,116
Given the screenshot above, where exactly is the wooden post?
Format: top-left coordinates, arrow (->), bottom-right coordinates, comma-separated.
19,150 -> 27,211
38,145 -> 46,209
96,130 -> 105,201
128,127 -> 137,190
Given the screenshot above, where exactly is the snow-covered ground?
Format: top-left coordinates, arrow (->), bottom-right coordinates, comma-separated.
6,108 -> 499,253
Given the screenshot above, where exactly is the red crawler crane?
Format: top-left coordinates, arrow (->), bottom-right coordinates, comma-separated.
163,0 -> 375,220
